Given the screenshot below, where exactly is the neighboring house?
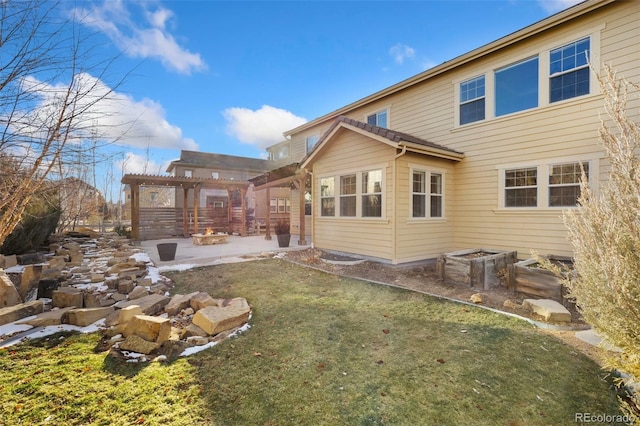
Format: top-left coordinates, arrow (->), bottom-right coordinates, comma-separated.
58,177 -> 106,230
266,0 -> 639,264
166,150 -> 290,224
122,185 -> 175,220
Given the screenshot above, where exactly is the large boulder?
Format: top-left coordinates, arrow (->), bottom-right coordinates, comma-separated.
0,270 -> 22,308
165,292 -> 198,316
67,306 -> 114,327
523,299 -> 571,323
52,287 -> 83,308
17,307 -> 75,327
114,294 -> 170,315
192,298 -> 250,336
189,292 -> 221,311
0,300 -> 44,326
124,315 -> 171,344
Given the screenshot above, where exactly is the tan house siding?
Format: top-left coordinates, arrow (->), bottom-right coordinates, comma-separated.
312,130 -> 395,261
394,153 -> 455,263
287,1 -> 638,261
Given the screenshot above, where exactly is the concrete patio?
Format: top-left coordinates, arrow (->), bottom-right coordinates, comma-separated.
138,234 -> 311,268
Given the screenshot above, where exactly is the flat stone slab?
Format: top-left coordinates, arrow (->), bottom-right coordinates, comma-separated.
67,306 -> 114,327
0,300 -> 44,326
575,329 -> 623,352
192,300 -> 250,335
523,299 -> 571,323
114,294 -> 170,315
17,307 -> 76,327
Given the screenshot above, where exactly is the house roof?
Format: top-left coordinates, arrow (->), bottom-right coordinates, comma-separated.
166,150 -> 269,173
300,116 -> 464,168
284,0 -> 614,137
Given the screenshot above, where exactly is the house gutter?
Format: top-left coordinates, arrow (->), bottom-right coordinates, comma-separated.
392,145 -> 408,264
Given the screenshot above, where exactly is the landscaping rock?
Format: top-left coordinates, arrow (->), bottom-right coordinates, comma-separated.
124,315 -> 171,344
128,286 -> 148,300
180,323 -> 208,339
523,299 -> 571,323
17,307 -> 75,327
114,294 -> 170,315
470,293 -> 483,304
4,255 -> 18,268
165,292 -> 198,316
52,287 -> 83,308
190,292 -> 221,311
119,334 -> 160,354
15,264 -> 43,301
192,300 -> 250,335
67,306 -> 114,326
0,270 -> 22,308
0,300 -> 44,326
118,280 -> 135,294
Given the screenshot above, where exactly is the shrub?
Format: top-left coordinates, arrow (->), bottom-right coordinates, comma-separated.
113,224 -> 132,239
562,65 -> 640,419
1,191 -> 61,255
274,219 -> 290,235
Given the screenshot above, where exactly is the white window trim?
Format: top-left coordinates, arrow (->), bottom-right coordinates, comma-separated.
317,165 -> 387,220
453,25 -> 603,129
495,156 -> 599,211
408,165 -> 447,221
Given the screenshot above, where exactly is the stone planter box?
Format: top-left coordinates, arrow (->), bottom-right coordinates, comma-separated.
507,255 -> 573,303
436,248 -> 518,290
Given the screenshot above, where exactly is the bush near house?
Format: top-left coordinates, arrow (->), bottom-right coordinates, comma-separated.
563,66 -> 640,419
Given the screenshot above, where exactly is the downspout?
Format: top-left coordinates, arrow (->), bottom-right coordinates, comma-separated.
392,144 -> 408,264
306,169 -> 314,248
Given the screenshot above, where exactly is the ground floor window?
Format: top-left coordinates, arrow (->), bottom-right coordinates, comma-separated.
411,168 -> 444,218
320,168 -> 384,218
499,159 -> 592,209
270,198 -> 290,213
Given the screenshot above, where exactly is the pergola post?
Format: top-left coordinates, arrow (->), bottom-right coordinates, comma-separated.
296,173 -> 308,245
264,187 -> 272,240
240,188 -> 247,236
131,184 -> 140,240
226,188 -> 233,234
182,186 -> 189,237
193,185 -> 201,235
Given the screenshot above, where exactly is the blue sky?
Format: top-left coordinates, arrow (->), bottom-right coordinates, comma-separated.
50,0 -> 583,197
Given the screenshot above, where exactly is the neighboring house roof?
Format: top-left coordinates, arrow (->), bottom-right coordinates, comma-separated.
166,150 -> 269,173
300,116 -> 464,168
284,0 -> 614,137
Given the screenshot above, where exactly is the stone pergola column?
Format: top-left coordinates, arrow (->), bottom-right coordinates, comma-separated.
131,184 -> 140,240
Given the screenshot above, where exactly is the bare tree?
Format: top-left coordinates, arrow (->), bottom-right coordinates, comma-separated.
0,0 -> 124,246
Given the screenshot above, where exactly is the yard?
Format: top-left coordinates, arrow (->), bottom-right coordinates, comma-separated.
0,258 -> 626,425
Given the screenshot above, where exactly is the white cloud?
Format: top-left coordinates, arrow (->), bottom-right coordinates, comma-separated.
389,43 -> 416,65
72,1 -> 206,75
223,105 -> 307,149
116,152 -> 173,175
537,0 -> 584,14
15,73 -> 197,152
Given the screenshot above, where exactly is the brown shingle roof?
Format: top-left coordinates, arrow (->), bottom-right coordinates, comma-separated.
318,116 -> 463,155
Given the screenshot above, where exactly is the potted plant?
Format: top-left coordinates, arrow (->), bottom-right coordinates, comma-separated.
274,219 -> 290,248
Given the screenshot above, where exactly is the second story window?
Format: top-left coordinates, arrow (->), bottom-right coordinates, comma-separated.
460,75 -> 485,125
550,37 -> 590,103
211,172 -> 219,179
306,135 -> 319,154
366,110 -> 388,128
184,170 -> 193,178
495,56 -> 539,117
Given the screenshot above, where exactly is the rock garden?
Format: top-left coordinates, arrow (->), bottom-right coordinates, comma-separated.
0,232 -> 251,361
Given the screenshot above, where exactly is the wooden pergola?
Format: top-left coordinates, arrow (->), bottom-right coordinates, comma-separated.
250,164 -> 309,245
121,174 -> 251,240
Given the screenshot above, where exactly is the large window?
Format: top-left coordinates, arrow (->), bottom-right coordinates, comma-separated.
319,169 -> 383,218
460,76 -> 485,125
495,57 -> 539,117
505,167 -> 538,207
550,37 -> 590,103
362,170 -> 382,217
412,170 -> 444,218
320,177 -> 335,216
366,110 -> 388,128
340,174 -> 357,217
548,162 -> 588,207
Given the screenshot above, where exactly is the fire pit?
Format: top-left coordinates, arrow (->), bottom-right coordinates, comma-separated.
192,229 -> 228,246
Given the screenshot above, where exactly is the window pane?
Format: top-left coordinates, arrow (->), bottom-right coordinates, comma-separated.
413,194 -> 426,217
340,175 -> 356,195
550,67 -> 589,102
505,188 -> 537,207
460,76 -> 485,102
363,170 -> 382,194
340,196 -> 356,216
321,198 -> 335,216
413,172 -> 425,193
548,162 -> 588,207
430,195 -> 442,217
362,194 -> 382,217
460,76 -> 485,125
306,135 -> 319,153
430,174 -> 442,195
367,114 -> 377,125
320,178 -> 334,197
377,111 -> 387,129
460,99 -> 485,125
495,57 -> 539,116
549,186 -> 581,207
